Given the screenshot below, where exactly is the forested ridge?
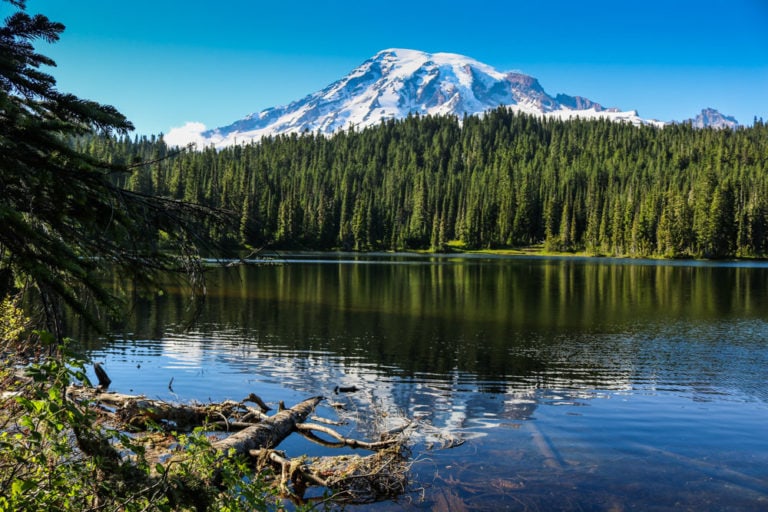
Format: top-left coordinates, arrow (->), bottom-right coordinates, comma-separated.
80,109 -> 768,259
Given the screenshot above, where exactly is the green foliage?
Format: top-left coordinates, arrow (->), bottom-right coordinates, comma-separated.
0,341 -> 292,511
166,432 -> 286,512
0,296 -> 28,344
0,355 -> 101,511
84,111 -> 768,259
0,296 -> 288,511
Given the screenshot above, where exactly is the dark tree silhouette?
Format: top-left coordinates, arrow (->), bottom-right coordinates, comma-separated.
0,0 -> 229,339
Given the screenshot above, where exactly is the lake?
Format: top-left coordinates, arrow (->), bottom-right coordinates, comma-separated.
76,253 -> 768,511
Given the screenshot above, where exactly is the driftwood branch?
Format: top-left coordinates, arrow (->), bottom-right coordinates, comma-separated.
296,422 -> 400,450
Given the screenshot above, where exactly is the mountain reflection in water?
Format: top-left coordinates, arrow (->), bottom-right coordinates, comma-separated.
74,254 -> 768,510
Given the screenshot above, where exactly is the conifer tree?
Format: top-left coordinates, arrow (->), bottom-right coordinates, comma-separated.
0,1 -> 227,338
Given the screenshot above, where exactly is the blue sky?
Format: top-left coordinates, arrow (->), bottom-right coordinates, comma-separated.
8,0 -> 768,135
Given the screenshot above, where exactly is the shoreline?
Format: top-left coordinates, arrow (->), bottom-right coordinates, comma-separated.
218,245 -> 768,266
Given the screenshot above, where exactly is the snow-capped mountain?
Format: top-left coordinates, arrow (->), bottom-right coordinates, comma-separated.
687,108 -> 739,129
165,49 -> 674,148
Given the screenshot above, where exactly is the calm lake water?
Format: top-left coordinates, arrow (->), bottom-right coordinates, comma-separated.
77,253 -> 768,511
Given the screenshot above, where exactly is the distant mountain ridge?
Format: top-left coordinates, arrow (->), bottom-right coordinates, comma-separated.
166,49 -> 739,148
686,108 -> 739,129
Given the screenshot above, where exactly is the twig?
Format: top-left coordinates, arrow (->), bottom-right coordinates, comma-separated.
213,411 -> 229,432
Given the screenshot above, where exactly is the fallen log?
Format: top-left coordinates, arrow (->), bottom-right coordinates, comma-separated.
69,394 -> 333,509
212,396 -> 323,456
67,386 -> 270,430
63,366 -> 410,506
10,359 -> 413,509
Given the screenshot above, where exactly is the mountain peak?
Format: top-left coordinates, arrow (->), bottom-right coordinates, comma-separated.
166,49 -> 667,148
688,108 -> 739,129
373,48 -> 496,70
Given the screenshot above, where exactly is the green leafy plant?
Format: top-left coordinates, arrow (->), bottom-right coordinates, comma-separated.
0,342 -> 299,511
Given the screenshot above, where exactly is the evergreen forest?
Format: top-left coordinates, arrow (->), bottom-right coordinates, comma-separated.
80,109 -> 768,259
